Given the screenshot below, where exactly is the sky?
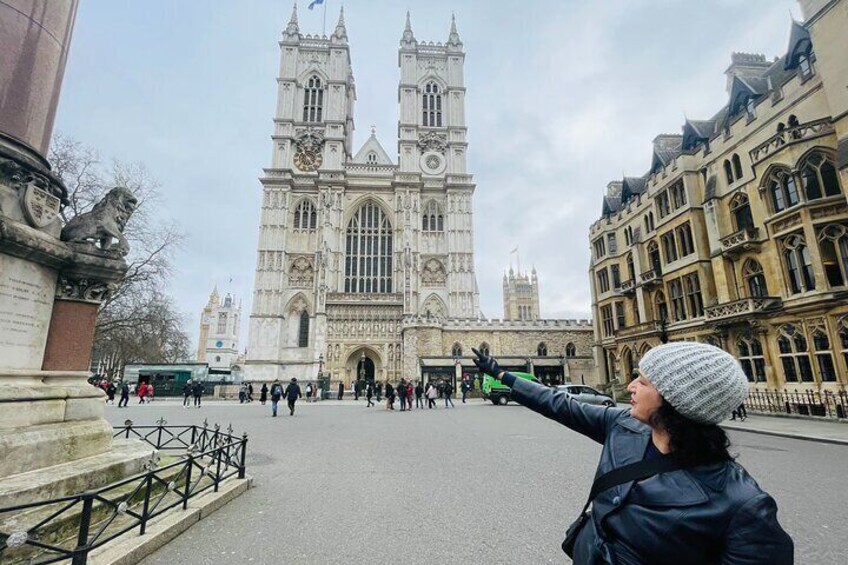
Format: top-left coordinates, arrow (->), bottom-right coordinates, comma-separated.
54,0 -> 799,351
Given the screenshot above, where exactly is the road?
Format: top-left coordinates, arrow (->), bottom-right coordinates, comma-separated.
104,399 -> 847,564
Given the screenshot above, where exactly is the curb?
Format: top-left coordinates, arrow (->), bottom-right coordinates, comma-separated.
720,424 -> 848,446
88,477 -> 252,565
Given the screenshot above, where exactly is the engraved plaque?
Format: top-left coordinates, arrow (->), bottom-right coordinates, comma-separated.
0,254 -> 57,369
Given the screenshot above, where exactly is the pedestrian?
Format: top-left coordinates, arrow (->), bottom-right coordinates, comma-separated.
106,381 -> 116,405
338,381 -> 344,401
306,382 -> 314,403
118,381 -> 130,408
460,378 -> 470,404
260,383 -> 268,405
366,381 -> 374,407
731,402 -> 748,422
472,344 -> 793,563
406,381 -> 414,410
248,382 -> 254,403
285,378 -> 301,416
137,381 -> 147,404
145,382 -> 155,403
354,379 -> 361,401
183,380 -> 193,408
239,383 -> 247,404
270,379 -> 283,417
397,379 -> 407,411
375,382 -> 383,403
414,381 -> 424,409
385,382 -> 395,410
443,380 -> 454,408
192,380 -> 204,408
426,382 -> 438,409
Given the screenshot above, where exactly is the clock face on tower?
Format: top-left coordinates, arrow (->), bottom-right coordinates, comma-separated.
294,148 -> 322,172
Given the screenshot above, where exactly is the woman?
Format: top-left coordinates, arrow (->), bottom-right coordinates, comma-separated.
260,383 -> 268,405
426,382 -> 438,409
472,342 -> 793,564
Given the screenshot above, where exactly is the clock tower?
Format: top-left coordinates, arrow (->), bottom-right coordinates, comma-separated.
197,287 -> 241,369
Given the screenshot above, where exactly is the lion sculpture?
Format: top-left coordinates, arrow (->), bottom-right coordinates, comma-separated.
61,186 -> 138,256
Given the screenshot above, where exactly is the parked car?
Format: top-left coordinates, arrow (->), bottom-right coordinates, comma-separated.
482,372 -> 539,405
555,384 -> 616,407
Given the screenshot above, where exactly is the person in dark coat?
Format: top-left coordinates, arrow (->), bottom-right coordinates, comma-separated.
118,381 -> 130,408
284,378 -> 301,416
460,378 -> 470,404
397,379 -> 407,411
375,382 -> 382,403
260,383 -> 268,405
337,381 -> 344,400
443,381 -> 454,408
192,380 -> 204,408
414,381 -> 424,409
269,380 -> 283,417
247,383 -> 254,403
106,381 -> 116,404
354,379 -> 361,401
384,382 -> 395,410
182,380 -> 193,408
366,381 -> 374,407
473,343 -> 793,564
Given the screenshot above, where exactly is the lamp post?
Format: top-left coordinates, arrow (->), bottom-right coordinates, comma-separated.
317,353 -> 326,399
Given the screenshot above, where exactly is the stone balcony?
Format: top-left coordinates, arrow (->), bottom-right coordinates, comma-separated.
640,269 -> 661,286
705,297 -> 782,323
619,279 -> 636,295
720,227 -> 761,257
749,118 -> 835,165
615,321 -> 659,339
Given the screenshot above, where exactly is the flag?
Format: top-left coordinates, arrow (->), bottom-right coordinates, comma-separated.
510,246 -> 518,254
308,0 -> 325,9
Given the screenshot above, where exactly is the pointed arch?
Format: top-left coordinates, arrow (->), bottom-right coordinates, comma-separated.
451,342 -> 463,357
759,164 -> 799,213
284,292 -> 311,315
421,199 -> 444,232
537,342 -> 548,357
741,258 -> 768,297
301,74 -> 325,122
565,342 -> 576,357
478,342 -> 491,356
344,200 -> 394,294
421,80 -> 443,127
293,198 -> 318,229
797,148 -> 841,201
729,192 -> 754,231
421,293 -> 447,319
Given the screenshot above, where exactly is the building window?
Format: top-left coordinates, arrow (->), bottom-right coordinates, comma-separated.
647,241 -> 662,275
840,325 -> 848,374
818,224 -> 848,287
611,264 -> 621,289
422,82 -> 442,127
217,313 -> 227,334
451,343 -> 462,357
661,232 -> 678,263
800,152 -> 841,201
593,237 -> 606,259
668,279 -> 686,321
366,152 -> 378,164
607,233 -> 618,254
737,338 -> 766,383
676,223 -> 695,256
684,273 -> 704,317
724,160 -> 734,184
656,192 -> 671,219
478,342 -> 490,356
294,199 -> 317,229
782,234 -> 815,294
344,202 -> 393,293
597,268 -> 610,293
298,311 -> 309,347
766,168 -> 800,213
730,193 -> 754,231
732,154 -> 743,180
745,97 -> 757,121
565,343 -> 576,357
669,180 -> 687,209
601,305 -> 614,337
615,302 -> 626,330
302,75 -> 324,122
626,253 -> 635,281
537,343 -> 548,357
777,326 -> 814,382
798,53 -> 813,78
644,212 -> 655,233
742,259 -> 768,297
654,290 -> 668,322
812,331 -> 837,382
421,200 -> 444,232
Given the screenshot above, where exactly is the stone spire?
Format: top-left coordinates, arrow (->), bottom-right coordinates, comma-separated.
208,285 -> 220,307
332,5 -> 348,43
447,12 -> 462,49
400,10 -> 417,48
283,2 -> 300,41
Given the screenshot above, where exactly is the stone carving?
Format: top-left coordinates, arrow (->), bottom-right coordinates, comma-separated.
294,127 -> 325,154
288,256 -> 314,287
770,212 -> 802,233
705,297 -> 781,321
61,187 -> 137,256
417,132 -> 447,154
422,295 -> 446,319
22,183 -> 61,228
810,202 -> 848,219
56,275 -> 115,304
421,258 -> 446,286
1,156 -> 65,228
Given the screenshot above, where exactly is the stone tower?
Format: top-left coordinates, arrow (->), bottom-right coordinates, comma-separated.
197,287 -> 241,369
245,9 -> 479,385
503,267 -> 540,321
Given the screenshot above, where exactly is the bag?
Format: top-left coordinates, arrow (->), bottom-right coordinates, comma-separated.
562,454 -> 691,558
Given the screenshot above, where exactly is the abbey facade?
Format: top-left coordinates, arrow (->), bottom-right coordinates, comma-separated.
246,7 -> 596,388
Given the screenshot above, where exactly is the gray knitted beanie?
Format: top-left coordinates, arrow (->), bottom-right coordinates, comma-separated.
638,342 -> 748,425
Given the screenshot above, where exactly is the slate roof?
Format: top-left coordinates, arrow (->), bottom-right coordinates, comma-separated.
785,20 -> 812,69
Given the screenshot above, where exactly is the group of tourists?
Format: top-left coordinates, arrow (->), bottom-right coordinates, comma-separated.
182,380 -> 205,408
357,377 -> 475,410
91,377 -> 134,407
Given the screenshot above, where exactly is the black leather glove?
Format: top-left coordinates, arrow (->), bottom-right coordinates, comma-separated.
472,348 -> 501,379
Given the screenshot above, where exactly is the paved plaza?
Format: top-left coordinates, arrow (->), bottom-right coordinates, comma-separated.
105,400 -> 847,564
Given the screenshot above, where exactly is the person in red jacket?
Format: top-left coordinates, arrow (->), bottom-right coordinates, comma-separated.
137,381 -> 148,404
406,382 -> 414,410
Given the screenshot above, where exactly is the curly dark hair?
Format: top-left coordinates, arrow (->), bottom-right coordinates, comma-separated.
649,400 -> 734,466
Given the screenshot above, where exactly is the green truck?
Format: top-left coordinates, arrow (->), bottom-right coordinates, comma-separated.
482,371 -> 540,405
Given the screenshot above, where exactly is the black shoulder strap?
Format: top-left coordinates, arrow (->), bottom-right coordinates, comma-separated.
579,455 -> 689,514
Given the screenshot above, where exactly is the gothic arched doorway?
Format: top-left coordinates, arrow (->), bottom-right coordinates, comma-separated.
345,347 -> 382,386
357,355 -> 375,382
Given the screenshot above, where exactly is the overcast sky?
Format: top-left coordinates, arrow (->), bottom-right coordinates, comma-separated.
55,0 -> 798,350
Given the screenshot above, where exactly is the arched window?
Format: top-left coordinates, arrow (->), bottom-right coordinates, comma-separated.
451,343 -> 463,357
812,331 -> 837,382
421,200 -> 444,232
537,343 -> 548,357
736,337 -> 766,382
723,160 -> 734,184
732,154 -> 743,180
626,253 -> 635,281
565,343 -> 576,357
422,82 -> 442,127
647,241 -> 662,274
344,202 -> 393,293
777,325 -> 813,382
800,152 -> 841,201
298,311 -> 310,347
366,152 -> 378,165
742,259 -> 768,298
781,234 -> 815,294
294,199 -> 317,229
302,75 -> 324,122
817,224 -> 848,287
840,323 -> 848,374
729,193 -> 754,232
654,290 -> 668,322
622,348 -> 634,379
478,343 -> 490,357
765,168 -> 800,213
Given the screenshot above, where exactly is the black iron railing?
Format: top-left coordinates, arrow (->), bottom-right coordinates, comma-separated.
746,389 -> 848,419
0,420 -> 248,565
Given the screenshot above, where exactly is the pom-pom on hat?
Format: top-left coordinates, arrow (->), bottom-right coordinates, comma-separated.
638,342 -> 748,425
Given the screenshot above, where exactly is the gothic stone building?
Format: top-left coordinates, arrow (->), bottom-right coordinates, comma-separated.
246,8 -> 596,387
589,0 -> 848,396
196,287 -> 242,370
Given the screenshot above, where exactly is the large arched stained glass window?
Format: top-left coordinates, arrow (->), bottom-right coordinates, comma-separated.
344,202 -> 393,293
422,82 -> 442,127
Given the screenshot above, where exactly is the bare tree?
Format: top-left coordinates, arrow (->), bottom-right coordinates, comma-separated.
49,134 -> 190,371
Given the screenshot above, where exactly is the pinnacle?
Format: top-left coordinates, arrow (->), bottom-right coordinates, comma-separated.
448,12 -> 462,46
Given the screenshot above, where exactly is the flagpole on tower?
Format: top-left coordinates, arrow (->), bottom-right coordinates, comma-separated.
323,0 -> 327,36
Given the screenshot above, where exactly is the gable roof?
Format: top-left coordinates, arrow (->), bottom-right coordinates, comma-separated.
785,20 -> 812,70
351,132 -> 394,165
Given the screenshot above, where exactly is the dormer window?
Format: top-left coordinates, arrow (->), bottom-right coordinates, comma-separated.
745,97 -> 756,121
798,53 -> 813,79
366,152 -> 378,164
